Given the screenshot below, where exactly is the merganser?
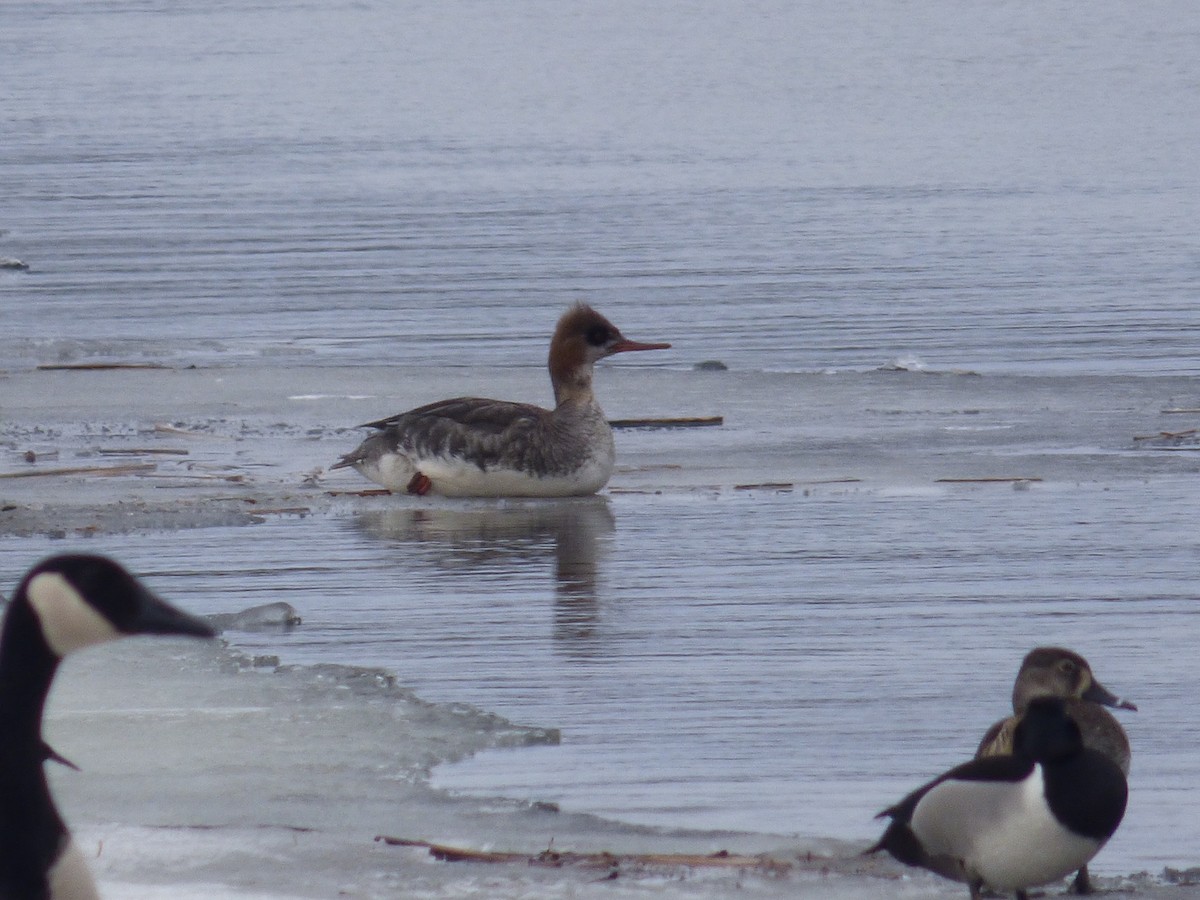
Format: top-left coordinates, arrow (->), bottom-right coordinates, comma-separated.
331,304 -> 670,497
975,647 -> 1136,895
870,697 -> 1128,900
1,554 -> 215,900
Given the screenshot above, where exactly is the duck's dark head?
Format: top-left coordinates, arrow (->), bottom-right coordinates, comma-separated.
1012,646 -> 1136,714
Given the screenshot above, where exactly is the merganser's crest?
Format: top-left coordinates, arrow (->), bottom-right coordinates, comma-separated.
331,304 -> 670,497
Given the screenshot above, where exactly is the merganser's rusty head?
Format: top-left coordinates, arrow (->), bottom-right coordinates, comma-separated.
548,304 -> 670,404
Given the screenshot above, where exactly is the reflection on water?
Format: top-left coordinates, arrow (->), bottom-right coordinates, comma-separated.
352,498 -> 616,645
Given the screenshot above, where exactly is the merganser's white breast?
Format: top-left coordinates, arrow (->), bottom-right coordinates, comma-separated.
332,304 -> 669,497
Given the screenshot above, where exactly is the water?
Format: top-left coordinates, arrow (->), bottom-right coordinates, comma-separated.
3,1 -> 1199,375
7,364 -> 1200,891
3,0 -> 1200,895
11,469 -> 1200,875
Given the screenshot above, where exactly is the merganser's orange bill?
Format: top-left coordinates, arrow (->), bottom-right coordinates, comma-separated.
610,339 -> 672,353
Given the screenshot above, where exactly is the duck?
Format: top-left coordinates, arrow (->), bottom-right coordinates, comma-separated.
975,647 -> 1136,894
976,646 -> 1136,771
331,303 -> 670,497
0,554 -> 216,900
869,696 -> 1128,900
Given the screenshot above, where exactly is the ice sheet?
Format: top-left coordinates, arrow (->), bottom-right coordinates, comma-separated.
4,363 -> 1198,897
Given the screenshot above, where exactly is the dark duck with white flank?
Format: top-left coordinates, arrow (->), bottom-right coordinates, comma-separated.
869,696 -> 1128,900
975,647 -> 1136,895
0,555 -> 216,900
331,304 -> 670,497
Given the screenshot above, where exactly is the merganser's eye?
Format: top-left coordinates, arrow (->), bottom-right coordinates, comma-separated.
585,325 -> 611,346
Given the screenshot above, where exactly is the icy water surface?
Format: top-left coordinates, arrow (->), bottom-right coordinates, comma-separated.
5,364 -> 1200,885
4,0 -> 1200,895
10,479 -> 1197,877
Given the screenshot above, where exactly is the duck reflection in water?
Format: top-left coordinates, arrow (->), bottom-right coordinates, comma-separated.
351,497 -> 615,646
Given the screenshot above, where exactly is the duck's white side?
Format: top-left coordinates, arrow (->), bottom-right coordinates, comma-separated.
907,765 -> 1101,892
354,435 -> 615,497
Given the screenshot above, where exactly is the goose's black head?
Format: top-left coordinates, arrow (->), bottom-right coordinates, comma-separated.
13,554 -> 215,659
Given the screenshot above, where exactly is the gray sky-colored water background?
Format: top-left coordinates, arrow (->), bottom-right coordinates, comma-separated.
3,2 -> 1200,897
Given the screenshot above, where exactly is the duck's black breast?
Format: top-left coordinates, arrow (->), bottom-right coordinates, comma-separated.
978,699 -> 1131,776
1043,748 -> 1128,841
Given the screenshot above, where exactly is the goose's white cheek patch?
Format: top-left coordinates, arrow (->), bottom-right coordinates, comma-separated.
26,573 -> 120,657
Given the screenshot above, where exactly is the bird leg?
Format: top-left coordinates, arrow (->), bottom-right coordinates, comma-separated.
1070,865 -> 1092,894
406,472 -> 432,495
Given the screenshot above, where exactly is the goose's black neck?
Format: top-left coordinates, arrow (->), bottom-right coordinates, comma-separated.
0,598 -> 60,729
0,597 -> 69,899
